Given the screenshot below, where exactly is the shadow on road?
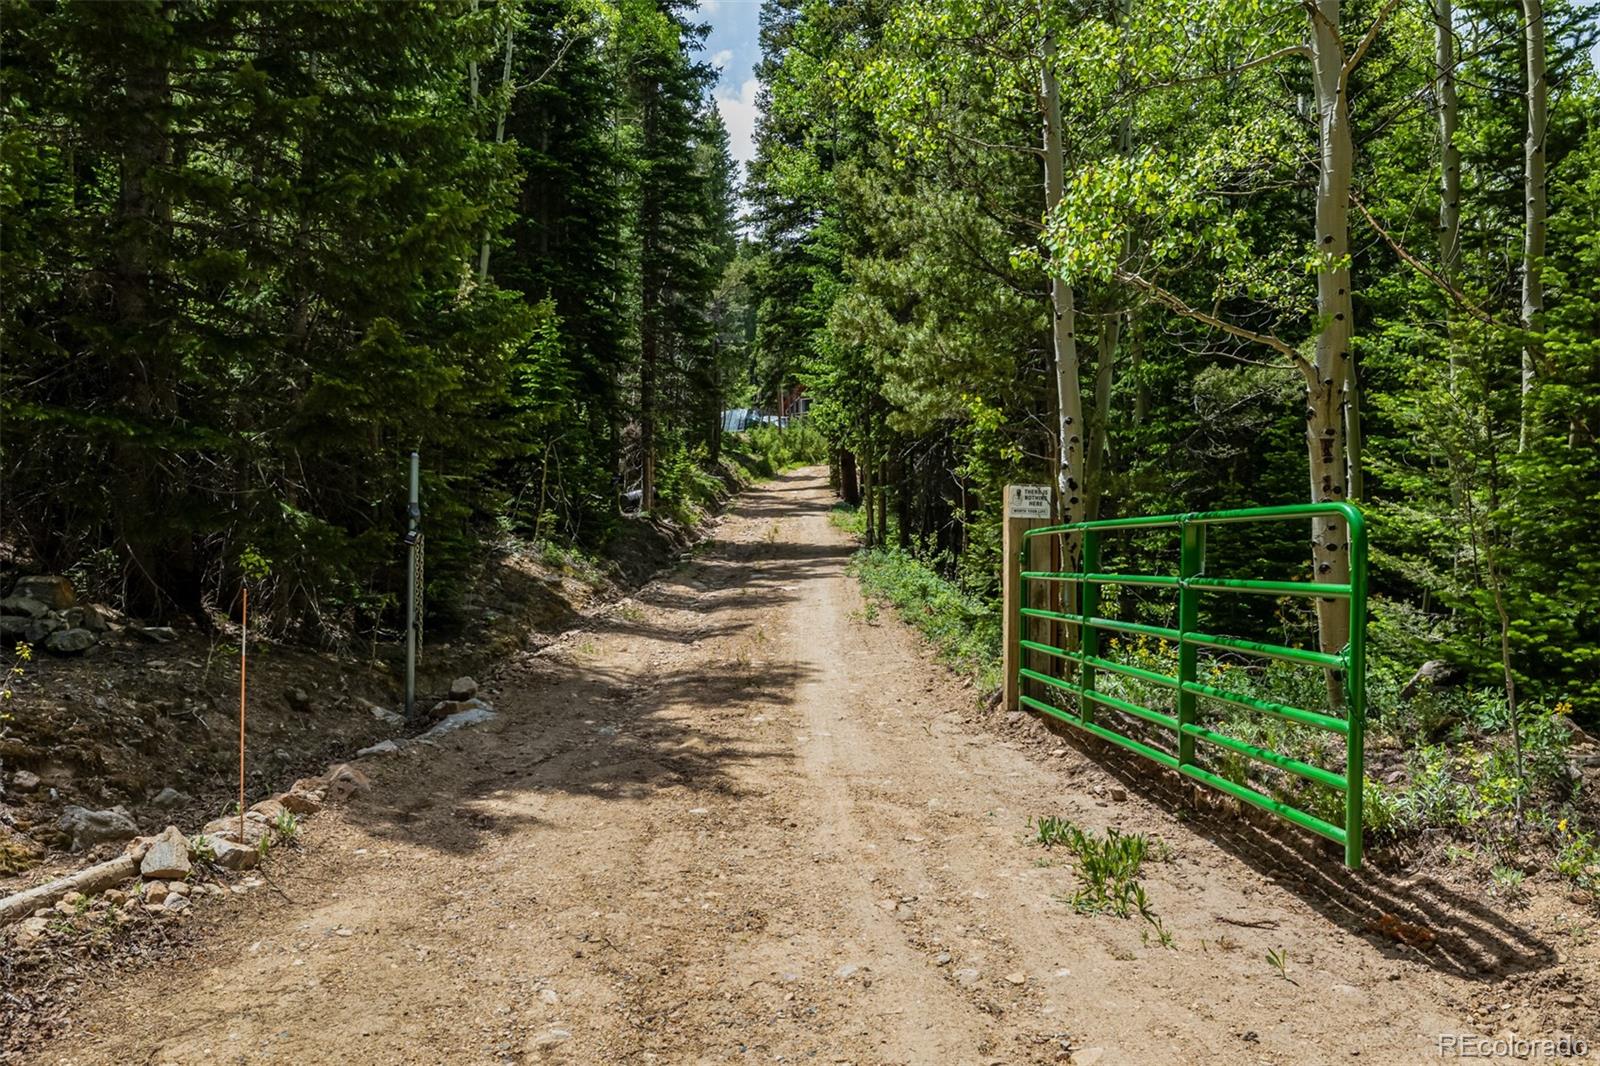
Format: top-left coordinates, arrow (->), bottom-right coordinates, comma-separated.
1035,718 -> 1558,981
337,473 -> 835,859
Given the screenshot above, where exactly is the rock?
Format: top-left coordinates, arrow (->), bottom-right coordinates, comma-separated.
164,894 -> 191,914
277,788 -> 324,816
195,834 -> 259,871
954,967 -> 981,988
201,815 -> 268,846
44,627 -> 96,655
11,769 -> 40,793
14,916 -> 51,946
1109,786 -> 1128,802
57,805 -> 139,851
1400,659 -> 1462,699
420,702 -> 496,739
130,624 -> 177,643
448,676 -> 479,700
1555,716 -> 1597,747
0,615 -> 30,639
143,882 -> 170,905
250,797 -> 288,821
321,763 -> 371,802
24,617 -> 64,643
150,787 -> 191,808
356,739 -> 399,757
140,825 -> 192,880
1073,1049 -> 1106,1065
167,880 -> 191,896
284,686 -> 313,713
1004,971 -> 1028,986
63,607 -> 84,627
0,595 -> 49,619
428,699 -> 466,720
81,603 -> 121,633
10,576 -> 76,610
362,700 -> 404,726
54,891 -> 87,916
103,889 -> 127,905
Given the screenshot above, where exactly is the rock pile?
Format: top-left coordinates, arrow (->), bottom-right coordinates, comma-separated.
0,574 -> 126,655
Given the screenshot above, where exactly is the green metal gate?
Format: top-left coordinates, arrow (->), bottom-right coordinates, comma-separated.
1017,503 -> 1368,867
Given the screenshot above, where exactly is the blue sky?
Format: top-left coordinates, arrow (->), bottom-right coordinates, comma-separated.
698,0 -> 764,183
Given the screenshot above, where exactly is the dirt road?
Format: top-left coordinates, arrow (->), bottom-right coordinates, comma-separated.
29,470 -> 1578,1064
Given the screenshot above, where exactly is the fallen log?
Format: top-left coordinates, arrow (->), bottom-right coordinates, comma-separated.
0,855 -> 139,927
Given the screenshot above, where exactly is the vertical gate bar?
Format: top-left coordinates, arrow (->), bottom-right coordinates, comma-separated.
1079,529 -> 1101,724
1344,506 -> 1368,868
1025,526 -> 1056,700
1176,521 -> 1205,768
1018,537 -> 1030,704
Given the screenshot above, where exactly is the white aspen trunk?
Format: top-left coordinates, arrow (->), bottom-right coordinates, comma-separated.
1519,0 -> 1547,451
1307,0 -> 1355,684
478,24 -> 516,282
1041,33 -> 1084,529
1436,0 -> 1461,392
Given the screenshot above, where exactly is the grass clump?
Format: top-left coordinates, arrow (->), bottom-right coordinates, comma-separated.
1031,815 -> 1174,946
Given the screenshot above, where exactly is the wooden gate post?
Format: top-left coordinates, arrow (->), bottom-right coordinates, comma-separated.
1002,484 -> 1053,712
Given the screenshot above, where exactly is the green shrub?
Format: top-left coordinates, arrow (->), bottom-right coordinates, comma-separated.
849,546 -> 1001,691
724,420 -> 829,477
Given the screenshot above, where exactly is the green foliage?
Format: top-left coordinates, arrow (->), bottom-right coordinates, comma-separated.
848,543 -> 1002,691
723,422 -> 830,478
0,0 -> 748,640
1030,815 -> 1169,942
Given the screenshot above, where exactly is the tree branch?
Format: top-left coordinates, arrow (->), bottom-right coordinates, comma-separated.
1349,194 -> 1507,331
1115,268 -> 1309,373
1134,44 -> 1310,94
1343,0 -> 1404,78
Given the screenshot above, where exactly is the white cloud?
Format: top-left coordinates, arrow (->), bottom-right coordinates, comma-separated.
711,48 -> 734,68
714,76 -> 760,176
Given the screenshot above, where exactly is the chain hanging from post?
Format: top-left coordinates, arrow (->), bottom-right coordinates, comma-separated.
412,533 -> 425,648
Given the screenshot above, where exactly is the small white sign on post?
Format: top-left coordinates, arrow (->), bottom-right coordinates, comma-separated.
1006,484 -> 1053,520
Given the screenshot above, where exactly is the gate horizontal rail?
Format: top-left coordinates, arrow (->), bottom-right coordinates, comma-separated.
1016,502 -> 1367,867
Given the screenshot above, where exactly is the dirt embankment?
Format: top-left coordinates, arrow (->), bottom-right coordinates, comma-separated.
0,509 -> 706,893
5,468 -> 1594,1064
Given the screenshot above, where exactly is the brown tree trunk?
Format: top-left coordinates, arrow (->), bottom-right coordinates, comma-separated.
877,450 -> 889,544
839,450 -> 860,506
861,449 -> 875,547
110,8 -> 178,618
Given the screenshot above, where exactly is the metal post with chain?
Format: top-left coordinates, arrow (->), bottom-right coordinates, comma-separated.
404,451 -> 421,721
